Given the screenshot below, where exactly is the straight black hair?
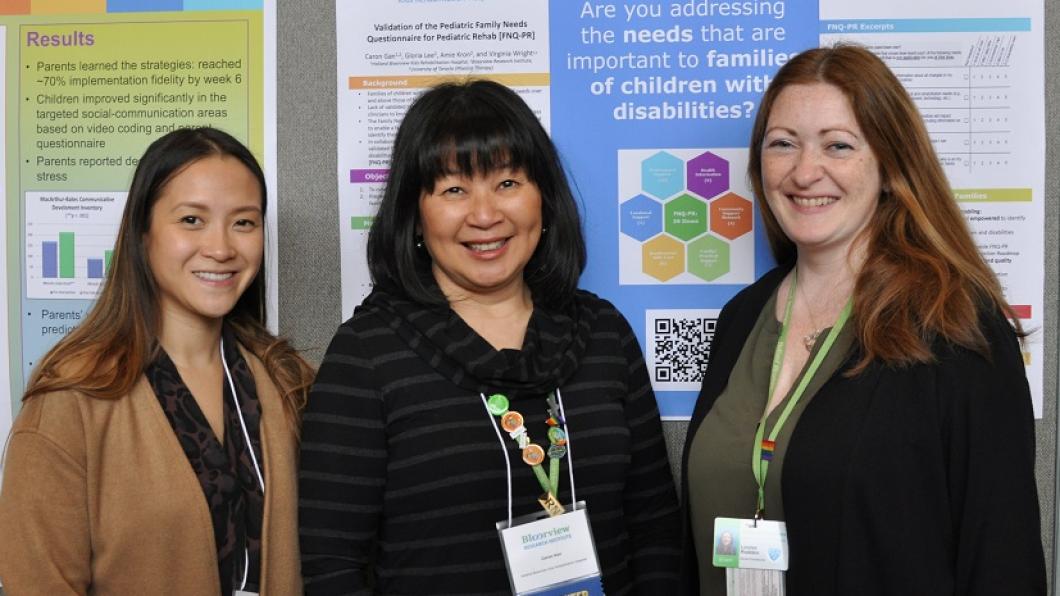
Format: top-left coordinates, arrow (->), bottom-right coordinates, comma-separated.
367,79 -> 586,310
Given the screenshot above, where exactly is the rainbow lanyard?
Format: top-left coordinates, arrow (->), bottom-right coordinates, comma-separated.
751,271 -> 853,518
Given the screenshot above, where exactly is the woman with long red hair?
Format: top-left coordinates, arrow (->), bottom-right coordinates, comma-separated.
681,45 -> 1044,595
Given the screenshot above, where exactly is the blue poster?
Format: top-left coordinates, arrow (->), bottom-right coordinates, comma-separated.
548,1 -> 819,417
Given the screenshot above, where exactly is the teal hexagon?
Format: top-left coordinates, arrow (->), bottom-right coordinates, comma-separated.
664,194 -> 708,241
641,151 -> 684,200
688,235 -> 730,281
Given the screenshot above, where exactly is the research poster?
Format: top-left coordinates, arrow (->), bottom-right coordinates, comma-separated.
336,0 -> 551,309
336,0 -> 1044,419
0,24 -> 8,454
2,1 -> 277,449
818,0 -> 1045,415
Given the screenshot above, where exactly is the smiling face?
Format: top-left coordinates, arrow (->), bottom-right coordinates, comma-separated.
760,82 -> 882,261
144,155 -> 264,332
418,166 -> 543,302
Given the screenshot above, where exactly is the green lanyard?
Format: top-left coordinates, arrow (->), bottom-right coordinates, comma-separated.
751,270 -> 853,518
485,392 -> 569,500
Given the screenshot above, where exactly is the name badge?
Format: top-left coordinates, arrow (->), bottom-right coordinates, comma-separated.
712,517 -> 788,570
712,517 -> 788,596
497,501 -> 604,595
234,591 -> 259,596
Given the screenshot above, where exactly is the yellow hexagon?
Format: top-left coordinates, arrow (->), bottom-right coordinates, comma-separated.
642,234 -> 685,282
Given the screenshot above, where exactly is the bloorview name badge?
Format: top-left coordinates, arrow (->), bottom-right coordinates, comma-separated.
497,502 -> 604,595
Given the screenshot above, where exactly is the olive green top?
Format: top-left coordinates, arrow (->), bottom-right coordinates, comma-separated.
687,288 -> 855,595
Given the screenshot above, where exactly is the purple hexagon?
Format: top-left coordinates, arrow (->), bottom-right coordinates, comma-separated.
686,151 -> 730,200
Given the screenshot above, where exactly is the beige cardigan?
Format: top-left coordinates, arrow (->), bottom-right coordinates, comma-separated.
0,353 -> 302,595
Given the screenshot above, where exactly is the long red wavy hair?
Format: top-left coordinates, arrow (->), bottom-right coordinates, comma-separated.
748,45 -> 1021,373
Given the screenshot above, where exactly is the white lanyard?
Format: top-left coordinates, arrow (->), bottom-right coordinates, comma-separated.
219,337 -> 264,592
480,388 -> 577,527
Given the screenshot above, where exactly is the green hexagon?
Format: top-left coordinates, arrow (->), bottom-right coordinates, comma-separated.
687,235 -> 730,281
664,194 -> 708,241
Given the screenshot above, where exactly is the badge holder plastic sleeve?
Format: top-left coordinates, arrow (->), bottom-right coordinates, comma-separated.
496,501 -> 605,596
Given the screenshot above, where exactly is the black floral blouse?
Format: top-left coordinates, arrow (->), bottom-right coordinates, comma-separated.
146,328 -> 265,594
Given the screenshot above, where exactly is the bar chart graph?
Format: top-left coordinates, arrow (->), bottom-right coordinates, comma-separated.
25,191 -> 126,299
38,233 -> 113,279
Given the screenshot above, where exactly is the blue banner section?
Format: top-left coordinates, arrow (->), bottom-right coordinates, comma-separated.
549,0 -> 819,418
527,574 -> 605,596
820,18 -> 1031,34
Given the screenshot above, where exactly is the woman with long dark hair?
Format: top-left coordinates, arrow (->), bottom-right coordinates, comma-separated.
299,80 -> 681,594
0,127 -> 314,595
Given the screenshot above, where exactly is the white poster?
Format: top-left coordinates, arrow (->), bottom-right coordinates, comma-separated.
336,0 -> 551,317
820,0 -> 1045,416
0,23 -> 11,476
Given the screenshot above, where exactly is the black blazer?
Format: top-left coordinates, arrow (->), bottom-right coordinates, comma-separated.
679,266 -> 1045,595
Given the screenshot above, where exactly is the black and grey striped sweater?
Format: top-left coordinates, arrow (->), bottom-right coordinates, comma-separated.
298,288 -> 681,595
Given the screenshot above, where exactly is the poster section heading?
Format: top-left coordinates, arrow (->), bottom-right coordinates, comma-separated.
23,22 -> 251,187
360,21 -> 542,77
568,1 -> 795,122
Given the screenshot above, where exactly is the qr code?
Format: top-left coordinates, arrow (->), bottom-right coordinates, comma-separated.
645,309 -> 720,392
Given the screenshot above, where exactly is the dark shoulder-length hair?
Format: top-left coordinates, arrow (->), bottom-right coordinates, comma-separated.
25,127 -> 313,429
747,45 -> 1019,373
367,79 -> 586,310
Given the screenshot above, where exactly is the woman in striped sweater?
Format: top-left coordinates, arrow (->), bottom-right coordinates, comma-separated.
298,80 -> 680,595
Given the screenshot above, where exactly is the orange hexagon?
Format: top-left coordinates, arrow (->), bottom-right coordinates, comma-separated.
709,192 -> 753,240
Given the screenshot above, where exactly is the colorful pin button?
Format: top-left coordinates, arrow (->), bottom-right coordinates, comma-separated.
547,444 -> 567,459
547,427 -> 566,445
522,444 -> 545,466
486,394 -> 510,416
501,411 -> 524,433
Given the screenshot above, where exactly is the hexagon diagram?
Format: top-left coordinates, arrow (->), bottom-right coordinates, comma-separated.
618,147 -> 753,285
642,235 -> 685,282
641,151 -> 684,200
686,151 -> 729,200
620,194 -> 663,241
664,194 -> 707,241
688,235 -> 730,281
709,193 -> 753,240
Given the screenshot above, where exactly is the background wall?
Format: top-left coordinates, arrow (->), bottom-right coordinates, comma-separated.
277,0 -> 1060,589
